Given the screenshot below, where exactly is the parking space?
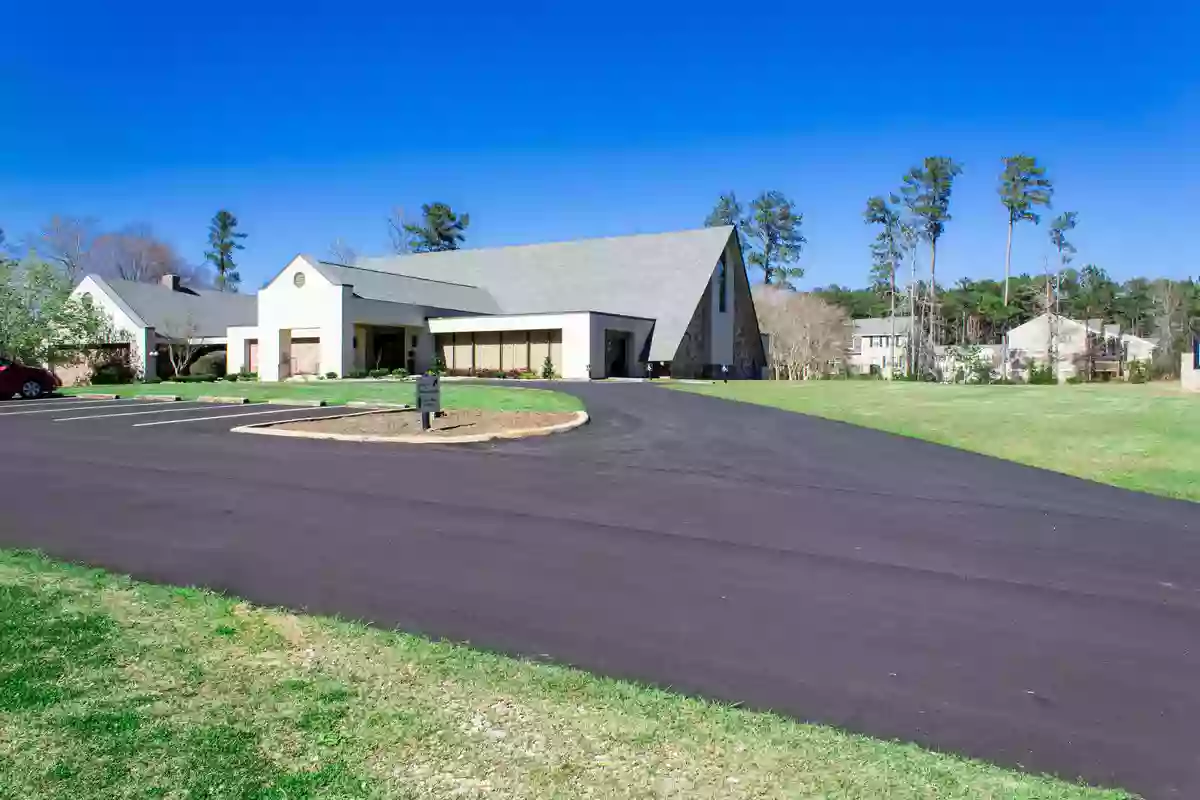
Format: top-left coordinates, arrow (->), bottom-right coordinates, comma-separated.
0,397 -> 357,436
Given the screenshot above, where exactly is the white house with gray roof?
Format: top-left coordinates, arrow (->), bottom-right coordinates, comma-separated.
68,273 -> 257,382
76,226 -> 766,382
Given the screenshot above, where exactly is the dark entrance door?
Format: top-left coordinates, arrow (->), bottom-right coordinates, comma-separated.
372,331 -> 406,371
604,330 -> 630,377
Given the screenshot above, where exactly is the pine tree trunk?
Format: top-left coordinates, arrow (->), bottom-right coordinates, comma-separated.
1003,219 -> 1013,307
1002,219 -> 1013,380
888,268 -> 896,380
928,241 -> 938,346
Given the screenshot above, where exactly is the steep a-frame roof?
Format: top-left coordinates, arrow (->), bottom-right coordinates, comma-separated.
357,226 -> 736,360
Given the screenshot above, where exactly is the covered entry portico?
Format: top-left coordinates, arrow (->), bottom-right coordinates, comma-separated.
250,256 -> 440,380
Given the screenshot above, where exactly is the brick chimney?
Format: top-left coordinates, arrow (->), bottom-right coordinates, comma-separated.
160,274 -> 181,291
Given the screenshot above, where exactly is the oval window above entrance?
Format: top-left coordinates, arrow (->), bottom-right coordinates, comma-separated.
293,272 -> 306,288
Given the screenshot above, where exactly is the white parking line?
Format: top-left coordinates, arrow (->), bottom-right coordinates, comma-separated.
133,405 -> 347,427
0,400 -> 139,416
53,403 -> 243,422
0,396 -> 85,407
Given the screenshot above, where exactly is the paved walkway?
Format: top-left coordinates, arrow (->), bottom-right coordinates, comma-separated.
0,384 -> 1196,797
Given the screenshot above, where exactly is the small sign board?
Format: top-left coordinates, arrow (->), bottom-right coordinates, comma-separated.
416,375 -> 441,413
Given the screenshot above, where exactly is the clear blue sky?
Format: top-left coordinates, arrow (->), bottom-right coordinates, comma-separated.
2,1 -> 1197,290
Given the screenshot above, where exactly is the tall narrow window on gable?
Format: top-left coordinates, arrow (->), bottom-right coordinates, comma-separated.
717,258 -> 728,313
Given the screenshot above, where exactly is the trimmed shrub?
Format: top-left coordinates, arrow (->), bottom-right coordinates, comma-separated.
518,370 -> 538,380
1028,362 -> 1055,385
237,371 -> 258,381
368,368 -> 390,379
188,351 -> 226,377
90,363 -> 135,385
541,356 -> 555,379
166,374 -> 218,383
1127,360 -> 1149,384
429,355 -> 447,376
1065,375 -> 1084,385
325,371 -> 339,380
223,374 -> 240,382
391,367 -> 409,378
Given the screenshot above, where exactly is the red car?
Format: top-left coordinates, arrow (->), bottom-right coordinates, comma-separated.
0,358 -> 61,399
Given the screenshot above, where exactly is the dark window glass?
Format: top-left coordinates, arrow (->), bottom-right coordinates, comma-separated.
718,258 -> 727,313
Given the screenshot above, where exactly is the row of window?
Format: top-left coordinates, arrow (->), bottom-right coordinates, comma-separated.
853,335 -> 905,350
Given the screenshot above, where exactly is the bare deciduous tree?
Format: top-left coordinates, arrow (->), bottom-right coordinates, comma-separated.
90,225 -> 189,284
39,215 -> 97,283
160,316 -> 201,376
328,239 -> 359,265
753,287 -> 849,379
387,207 -> 412,255
1151,278 -> 1190,377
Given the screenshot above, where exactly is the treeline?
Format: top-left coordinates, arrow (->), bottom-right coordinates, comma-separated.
708,153 -> 1199,377
2,201 -> 472,295
0,212 -> 248,292
814,271 -> 1200,346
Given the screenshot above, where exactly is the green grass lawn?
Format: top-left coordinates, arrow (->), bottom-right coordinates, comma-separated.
0,550 -> 1127,800
62,380 -> 583,412
671,380 -> 1200,502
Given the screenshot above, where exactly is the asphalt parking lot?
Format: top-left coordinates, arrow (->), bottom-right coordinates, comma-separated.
1,383 -> 1198,798
0,395 -> 359,435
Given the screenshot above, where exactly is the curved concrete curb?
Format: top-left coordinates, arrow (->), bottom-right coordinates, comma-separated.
231,409 -> 589,445
267,398 -> 327,407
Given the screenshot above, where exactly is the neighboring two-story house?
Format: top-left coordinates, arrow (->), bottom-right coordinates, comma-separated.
849,316 -> 911,375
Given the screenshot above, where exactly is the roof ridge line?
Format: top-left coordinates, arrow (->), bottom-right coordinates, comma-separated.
319,260 -> 483,289
360,225 -> 730,263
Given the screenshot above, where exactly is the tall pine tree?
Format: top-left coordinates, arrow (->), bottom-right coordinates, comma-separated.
205,210 -> 247,292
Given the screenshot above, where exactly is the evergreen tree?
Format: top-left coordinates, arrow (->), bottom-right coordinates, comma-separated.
205,210 -> 247,292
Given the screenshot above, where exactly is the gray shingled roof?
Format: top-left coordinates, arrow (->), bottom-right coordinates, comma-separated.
853,316 -> 913,337
308,260 -> 500,314
97,277 -> 257,338
357,227 -> 735,360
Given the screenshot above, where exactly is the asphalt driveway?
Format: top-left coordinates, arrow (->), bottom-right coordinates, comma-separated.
0,383 -> 1196,797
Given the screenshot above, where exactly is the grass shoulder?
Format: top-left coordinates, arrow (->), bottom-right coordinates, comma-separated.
669,380 -> 1200,502
62,379 -> 583,412
0,549 -> 1127,799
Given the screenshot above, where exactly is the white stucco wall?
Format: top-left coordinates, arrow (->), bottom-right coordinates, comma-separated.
257,257 -> 350,380
72,276 -> 155,378
225,326 -> 259,374
1182,347 -> 1200,392
587,314 -> 656,378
